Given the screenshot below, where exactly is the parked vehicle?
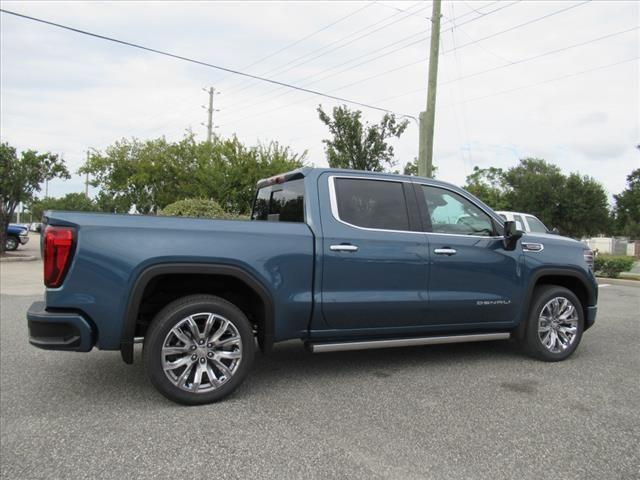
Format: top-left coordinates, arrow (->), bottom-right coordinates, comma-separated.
27,168 -> 598,404
5,224 -> 30,251
496,211 -> 555,234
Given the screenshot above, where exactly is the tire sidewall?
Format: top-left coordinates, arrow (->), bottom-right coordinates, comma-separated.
144,295 -> 255,405
526,286 -> 584,361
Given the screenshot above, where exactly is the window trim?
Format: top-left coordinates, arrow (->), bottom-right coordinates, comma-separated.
328,175 -> 415,234
328,175 -> 503,238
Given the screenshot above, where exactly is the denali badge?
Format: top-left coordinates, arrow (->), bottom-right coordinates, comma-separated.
477,300 -> 512,306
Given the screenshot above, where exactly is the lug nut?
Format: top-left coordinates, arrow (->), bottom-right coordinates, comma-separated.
200,357 -> 206,363
207,343 -> 213,348
198,339 -> 205,345
207,352 -> 213,358
190,345 -> 197,351
191,354 -> 197,360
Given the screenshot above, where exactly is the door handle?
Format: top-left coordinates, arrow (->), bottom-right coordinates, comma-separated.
434,248 -> 457,256
330,244 -> 359,252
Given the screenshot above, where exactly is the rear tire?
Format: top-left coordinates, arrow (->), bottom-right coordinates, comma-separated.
143,294 -> 255,405
523,285 -> 584,362
5,236 -> 18,251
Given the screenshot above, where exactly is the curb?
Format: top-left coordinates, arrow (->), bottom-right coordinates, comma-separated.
597,277 -> 640,287
0,255 -> 38,263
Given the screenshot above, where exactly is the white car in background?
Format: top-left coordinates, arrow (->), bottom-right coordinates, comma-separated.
496,211 -> 554,234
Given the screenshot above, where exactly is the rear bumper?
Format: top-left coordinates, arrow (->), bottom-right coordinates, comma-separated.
585,305 -> 597,330
27,302 -> 94,352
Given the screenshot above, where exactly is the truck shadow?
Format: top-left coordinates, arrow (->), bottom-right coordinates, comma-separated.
33,340 -> 525,409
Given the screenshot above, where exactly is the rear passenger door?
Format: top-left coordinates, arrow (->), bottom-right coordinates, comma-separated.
318,174 -> 430,331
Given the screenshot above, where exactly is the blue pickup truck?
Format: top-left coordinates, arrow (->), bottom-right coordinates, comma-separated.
5,223 -> 30,251
27,168 -> 597,404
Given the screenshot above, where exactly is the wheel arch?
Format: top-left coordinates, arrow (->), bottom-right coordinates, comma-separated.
120,263 -> 275,364
514,268 -> 597,340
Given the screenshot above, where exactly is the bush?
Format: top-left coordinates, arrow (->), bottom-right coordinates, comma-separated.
593,254 -> 635,278
159,199 -> 239,220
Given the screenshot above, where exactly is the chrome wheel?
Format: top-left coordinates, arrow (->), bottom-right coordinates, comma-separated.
161,312 -> 242,393
538,297 -> 579,353
5,237 -> 18,251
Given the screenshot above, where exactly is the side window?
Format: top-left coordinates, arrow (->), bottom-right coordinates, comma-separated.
252,179 -> 305,222
499,214 -> 507,220
334,178 -> 410,231
421,186 -> 494,236
525,215 -> 548,233
513,214 -> 525,232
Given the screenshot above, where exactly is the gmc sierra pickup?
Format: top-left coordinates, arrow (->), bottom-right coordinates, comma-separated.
27,168 -> 598,404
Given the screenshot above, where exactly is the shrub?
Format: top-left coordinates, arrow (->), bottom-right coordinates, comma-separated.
160,199 -> 239,220
593,254 -> 635,278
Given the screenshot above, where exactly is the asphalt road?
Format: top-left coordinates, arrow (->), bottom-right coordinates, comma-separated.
1,254 -> 639,479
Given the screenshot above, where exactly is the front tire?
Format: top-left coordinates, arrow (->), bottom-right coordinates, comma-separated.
143,294 -> 255,405
5,236 -> 18,251
523,285 -> 584,362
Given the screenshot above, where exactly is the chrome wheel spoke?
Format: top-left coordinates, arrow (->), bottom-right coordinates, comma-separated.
186,316 -> 201,341
209,319 -> 229,343
202,314 -> 216,340
164,355 -> 193,371
192,363 -> 205,390
171,327 -> 192,347
212,358 -> 232,379
216,336 -> 241,347
177,361 -> 195,388
217,350 -> 241,360
205,362 -> 222,387
162,345 -> 189,355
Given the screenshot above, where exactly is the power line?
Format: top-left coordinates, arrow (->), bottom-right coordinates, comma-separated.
375,25 -> 638,103
211,2 -> 376,83
0,8 -> 416,119
221,1 -> 520,120
219,1 -> 429,97
224,56 -> 638,143
320,0 -> 592,95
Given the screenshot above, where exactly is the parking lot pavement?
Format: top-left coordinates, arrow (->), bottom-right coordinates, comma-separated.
1,267 -> 638,480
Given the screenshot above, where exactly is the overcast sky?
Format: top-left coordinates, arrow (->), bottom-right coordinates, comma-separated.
1,0 -> 638,203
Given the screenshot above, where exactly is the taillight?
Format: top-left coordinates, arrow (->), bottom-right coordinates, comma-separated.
43,226 -> 76,288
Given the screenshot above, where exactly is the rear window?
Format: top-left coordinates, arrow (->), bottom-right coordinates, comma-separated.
333,178 -> 410,231
251,179 -> 305,222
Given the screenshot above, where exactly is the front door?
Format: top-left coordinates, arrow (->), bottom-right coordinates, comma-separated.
318,174 -> 429,331
415,183 -> 523,327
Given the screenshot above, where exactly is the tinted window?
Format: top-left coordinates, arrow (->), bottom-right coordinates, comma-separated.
252,179 -> 305,222
525,215 -> 548,233
334,178 -> 410,231
421,186 -> 494,236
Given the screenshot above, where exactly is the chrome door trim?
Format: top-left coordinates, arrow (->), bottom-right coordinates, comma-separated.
330,244 -> 359,252
326,175 -> 504,239
434,248 -> 457,255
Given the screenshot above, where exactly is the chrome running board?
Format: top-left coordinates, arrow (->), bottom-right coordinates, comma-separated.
308,332 -> 510,353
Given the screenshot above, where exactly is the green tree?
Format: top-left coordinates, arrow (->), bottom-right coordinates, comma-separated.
80,133 -> 306,216
160,199 -> 239,219
401,158 -> 437,177
559,173 -> 611,238
317,104 -> 408,171
502,158 -> 566,229
613,168 -> 640,238
28,193 -> 98,220
0,142 -> 69,255
464,166 -> 507,210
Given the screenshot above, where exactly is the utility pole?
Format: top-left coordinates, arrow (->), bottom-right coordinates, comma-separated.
418,0 -> 442,178
84,151 -> 90,198
202,87 -> 219,142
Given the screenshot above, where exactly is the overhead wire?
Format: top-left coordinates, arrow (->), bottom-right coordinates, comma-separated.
0,8 -> 416,119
